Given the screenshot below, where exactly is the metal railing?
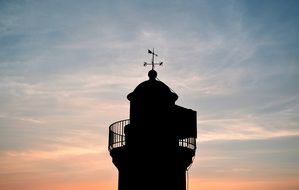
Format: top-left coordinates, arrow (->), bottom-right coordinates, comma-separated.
108,119 -> 129,151
108,119 -> 196,151
178,137 -> 196,150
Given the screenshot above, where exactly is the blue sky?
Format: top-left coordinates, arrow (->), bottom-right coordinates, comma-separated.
0,0 -> 299,190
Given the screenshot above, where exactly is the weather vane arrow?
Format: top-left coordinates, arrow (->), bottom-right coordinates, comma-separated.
143,48 -> 163,70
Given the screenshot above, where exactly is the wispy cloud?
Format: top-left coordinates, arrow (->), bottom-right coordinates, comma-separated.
1,0 -> 299,190
0,140 -> 112,185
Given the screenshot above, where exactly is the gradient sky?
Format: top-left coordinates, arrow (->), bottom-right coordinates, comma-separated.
1,0 -> 299,190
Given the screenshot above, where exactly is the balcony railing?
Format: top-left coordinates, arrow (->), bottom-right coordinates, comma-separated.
178,137 -> 196,150
108,119 -> 129,151
108,119 -> 197,152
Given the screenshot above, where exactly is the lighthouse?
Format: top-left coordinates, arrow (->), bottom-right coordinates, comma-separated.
108,49 -> 197,190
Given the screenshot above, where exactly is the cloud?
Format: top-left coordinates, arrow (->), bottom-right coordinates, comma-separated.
0,141 -> 114,185
1,1 -> 299,190
198,103 -> 299,142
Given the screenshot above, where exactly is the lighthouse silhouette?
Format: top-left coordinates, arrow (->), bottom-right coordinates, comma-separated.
108,50 -> 197,190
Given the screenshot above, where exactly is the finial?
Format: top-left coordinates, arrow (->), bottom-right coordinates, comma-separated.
143,48 -> 163,70
148,69 -> 157,80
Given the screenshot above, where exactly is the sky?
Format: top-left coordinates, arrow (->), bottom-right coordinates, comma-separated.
0,0 -> 299,190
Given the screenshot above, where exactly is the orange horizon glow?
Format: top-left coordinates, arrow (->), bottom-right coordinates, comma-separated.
1,1 -> 299,190
189,178 -> 299,190
2,177 -> 299,190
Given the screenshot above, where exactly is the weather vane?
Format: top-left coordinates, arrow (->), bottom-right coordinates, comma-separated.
144,48 -> 163,70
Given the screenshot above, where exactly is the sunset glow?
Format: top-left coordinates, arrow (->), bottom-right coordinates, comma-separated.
1,0 -> 299,190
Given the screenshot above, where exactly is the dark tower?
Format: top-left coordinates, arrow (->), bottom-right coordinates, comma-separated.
108,50 -> 197,190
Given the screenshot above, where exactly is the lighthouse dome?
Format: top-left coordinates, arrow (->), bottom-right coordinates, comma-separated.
127,70 -> 178,103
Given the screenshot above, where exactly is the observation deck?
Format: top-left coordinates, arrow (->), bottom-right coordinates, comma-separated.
108,119 -> 197,153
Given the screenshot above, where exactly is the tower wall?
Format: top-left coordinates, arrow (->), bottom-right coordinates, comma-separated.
109,70 -> 197,190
